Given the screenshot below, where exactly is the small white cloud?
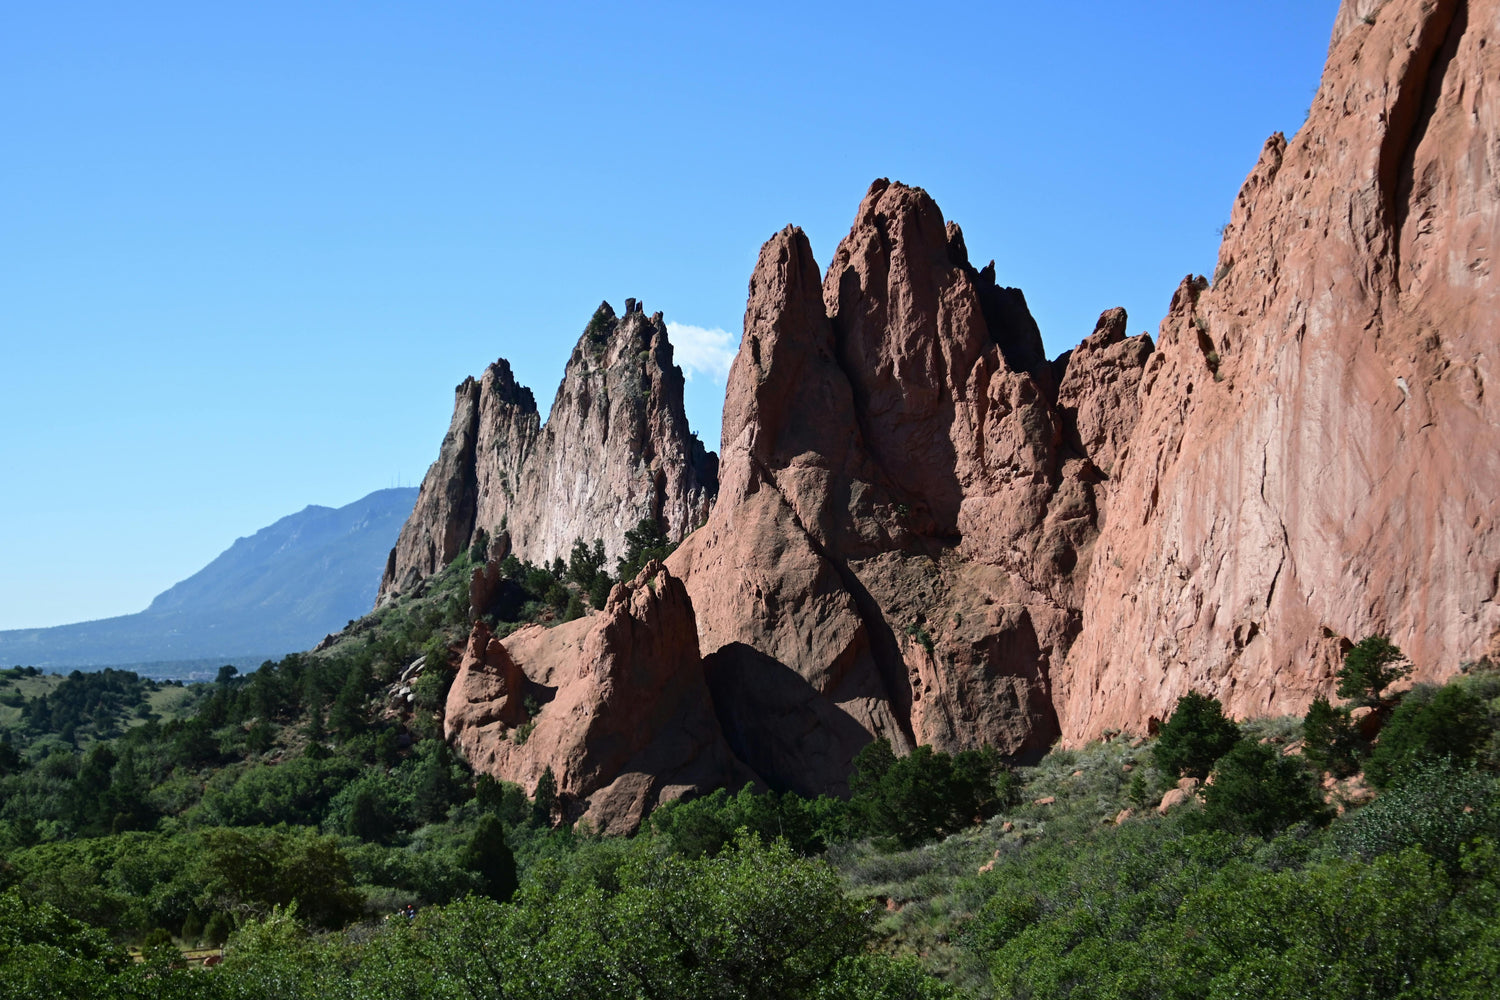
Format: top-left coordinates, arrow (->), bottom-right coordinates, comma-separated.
666,322 -> 738,382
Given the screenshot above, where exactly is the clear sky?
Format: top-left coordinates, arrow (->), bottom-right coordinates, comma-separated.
0,1 -> 1337,630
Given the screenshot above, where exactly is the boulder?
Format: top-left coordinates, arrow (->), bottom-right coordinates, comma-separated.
1157,788 -> 1194,816
445,562 -> 754,832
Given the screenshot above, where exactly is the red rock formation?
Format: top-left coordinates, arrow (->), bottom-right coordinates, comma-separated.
379,305 -> 716,603
445,562 -> 754,832
446,621 -> 529,730
668,181 -> 1153,791
380,372 -> 492,597
1056,0 -> 1500,740
445,0 -> 1500,810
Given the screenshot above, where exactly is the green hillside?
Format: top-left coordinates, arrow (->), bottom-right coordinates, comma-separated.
1,546 -> 1498,998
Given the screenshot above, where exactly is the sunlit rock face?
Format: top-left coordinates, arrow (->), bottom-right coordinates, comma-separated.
667,180 -> 1153,785
379,302 -> 717,603
1056,0 -> 1500,740
441,0 -> 1500,821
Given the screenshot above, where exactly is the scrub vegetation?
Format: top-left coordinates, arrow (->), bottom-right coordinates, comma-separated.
3,603 -> 1498,998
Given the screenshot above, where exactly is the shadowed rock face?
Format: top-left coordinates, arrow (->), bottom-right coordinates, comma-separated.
667,181 -> 1153,791
379,305 -> 717,602
1056,0 -> 1500,740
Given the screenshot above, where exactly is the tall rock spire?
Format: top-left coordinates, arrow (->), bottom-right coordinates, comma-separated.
379,303 -> 717,603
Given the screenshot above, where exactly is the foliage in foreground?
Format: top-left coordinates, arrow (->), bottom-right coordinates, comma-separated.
0,836 -> 956,1000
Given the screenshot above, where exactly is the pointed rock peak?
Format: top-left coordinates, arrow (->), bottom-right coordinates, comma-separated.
1084,307 -> 1130,348
578,300 -> 620,350
744,226 -> 828,353
1168,275 -> 1210,318
827,180 -> 1047,375
569,297 -> 672,371
845,178 -> 950,261
725,223 -> 842,462
481,358 -> 538,413
855,177 -> 892,217
945,220 -> 970,267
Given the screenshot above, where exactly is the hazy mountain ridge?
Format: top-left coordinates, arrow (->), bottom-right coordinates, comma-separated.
0,488 -> 417,670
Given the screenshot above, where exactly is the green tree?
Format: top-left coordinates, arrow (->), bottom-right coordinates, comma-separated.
612,834 -> 872,1000
194,827 -> 362,930
405,739 -> 467,825
1334,760 -> 1500,874
1365,682 -> 1493,788
469,528 -> 490,564
1154,691 -> 1240,780
459,814 -> 518,902
1337,634 -> 1411,708
1302,695 -> 1365,777
1200,739 -> 1331,836
615,517 -> 674,581
325,773 -> 398,842
475,774 -> 530,828
327,662 -> 371,741
532,766 -> 558,827
847,739 -> 1006,847
0,888 -> 129,1000
567,537 -> 615,611
849,737 -> 897,798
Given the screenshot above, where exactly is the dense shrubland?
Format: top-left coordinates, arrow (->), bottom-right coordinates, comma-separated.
3,600 -> 1499,997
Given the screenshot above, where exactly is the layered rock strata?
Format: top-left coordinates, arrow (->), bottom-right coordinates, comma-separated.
1056,0 -> 1500,739
379,303 -> 717,602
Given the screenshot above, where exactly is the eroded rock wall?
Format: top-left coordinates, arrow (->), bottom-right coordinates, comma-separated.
379,304 -> 717,603
439,0 -> 1500,819
667,181 -> 1153,790
446,562 -> 754,832
1055,0 -> 1500,740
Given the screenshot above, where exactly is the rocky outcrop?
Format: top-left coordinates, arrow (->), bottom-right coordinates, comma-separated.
441,0 -> 1500,814
445,562 -> 754,832
379,304 -> 717,602
667,181 -> 1154,791
445,621 -> 530,730
380,375 -> 495,596
1055,0 -> 1500,740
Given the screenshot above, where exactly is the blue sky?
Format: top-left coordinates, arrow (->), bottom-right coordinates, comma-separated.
0,1 -> 1335,630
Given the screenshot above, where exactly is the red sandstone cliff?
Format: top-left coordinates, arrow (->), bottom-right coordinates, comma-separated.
666,182 -> 1153,791
438,0 -> 1500,823
1056,0 -> 1500,740
379,302 -> 717,602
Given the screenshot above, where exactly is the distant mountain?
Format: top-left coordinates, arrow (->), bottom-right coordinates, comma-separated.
0,488 -> 418,671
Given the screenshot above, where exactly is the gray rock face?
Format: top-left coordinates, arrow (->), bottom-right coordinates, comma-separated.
379,304 -> 718,603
